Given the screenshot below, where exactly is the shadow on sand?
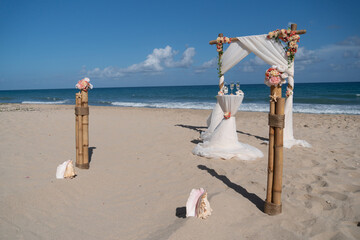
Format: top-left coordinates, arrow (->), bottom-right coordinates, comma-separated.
175,207 -> 187,218
197,164 -> 264,212
175,123 -> 268,142
88,147 -> 96,163
175,124 -> 206,134
236,130 -> 268,142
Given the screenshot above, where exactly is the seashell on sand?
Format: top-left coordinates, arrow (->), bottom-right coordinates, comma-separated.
56,160 -> 76,179
64,160 -> 76,179
186,188 -> 212,219
196,191 -> 212,219
64,160 -> 76,178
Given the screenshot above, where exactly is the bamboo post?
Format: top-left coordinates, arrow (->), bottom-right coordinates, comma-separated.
75,93 -> 81,166
272,98 -> 285,206
77,94 -> 84,168
81,91 -> 89,169
218,33 -> 224,91
265,86 -> 277,202
75,91 -> 90,169
264,86 -> 284,215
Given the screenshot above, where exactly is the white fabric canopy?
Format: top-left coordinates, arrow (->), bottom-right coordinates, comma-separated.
221,34 -> 310,148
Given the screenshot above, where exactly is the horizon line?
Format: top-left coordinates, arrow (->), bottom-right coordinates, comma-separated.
0,81 -> 359,91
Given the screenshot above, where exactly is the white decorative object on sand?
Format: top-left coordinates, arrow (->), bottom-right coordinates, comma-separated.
186,188 -> 212,219
56,160 -> 76,179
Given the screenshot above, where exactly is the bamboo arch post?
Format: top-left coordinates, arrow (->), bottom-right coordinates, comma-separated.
264,86 -> 285,215
75,93 -> 81,166
272,97 -> 285,205
265,86 -> 278,203
217,33 -> 225,91
75,91 -> 90,169
81,91 -> 89,169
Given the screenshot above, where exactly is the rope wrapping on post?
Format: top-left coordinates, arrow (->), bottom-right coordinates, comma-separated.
268,114 -> 285,128
264,201 -> 282,215
75,107 -> 89,116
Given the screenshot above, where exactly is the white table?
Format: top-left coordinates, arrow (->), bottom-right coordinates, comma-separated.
193,94 -> 263,160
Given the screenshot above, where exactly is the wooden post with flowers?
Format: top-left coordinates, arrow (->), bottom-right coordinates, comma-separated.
264,23 -> 305,215
215,34 -> 231,91
75,78 -> 93,169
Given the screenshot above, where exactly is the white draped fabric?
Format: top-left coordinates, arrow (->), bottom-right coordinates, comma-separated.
194,95 -> 263,160
219,34 -> 310,148
202,102 -> 223,141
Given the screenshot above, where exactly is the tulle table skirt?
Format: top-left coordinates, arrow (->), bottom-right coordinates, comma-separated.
194,95 -> 263,160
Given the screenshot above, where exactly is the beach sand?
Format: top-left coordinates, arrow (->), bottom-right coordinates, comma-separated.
0,104 -> 359,239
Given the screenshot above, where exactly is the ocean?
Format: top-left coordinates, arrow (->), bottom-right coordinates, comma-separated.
1,82 -> 360,115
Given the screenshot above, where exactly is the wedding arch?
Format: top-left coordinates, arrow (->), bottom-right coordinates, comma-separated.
202,23 -> 310,215
207,24 -> 310,149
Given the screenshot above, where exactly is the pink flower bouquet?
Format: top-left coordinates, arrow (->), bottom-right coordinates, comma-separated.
264,66 -> 287,87
76,77 -> 93,92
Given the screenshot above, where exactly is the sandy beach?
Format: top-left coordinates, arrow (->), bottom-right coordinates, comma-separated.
0,104 -> 359,239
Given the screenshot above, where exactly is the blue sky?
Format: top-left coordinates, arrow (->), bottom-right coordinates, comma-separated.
0,0 -> 359,90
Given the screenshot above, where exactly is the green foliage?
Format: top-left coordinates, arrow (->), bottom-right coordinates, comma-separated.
217,51 -> 223,78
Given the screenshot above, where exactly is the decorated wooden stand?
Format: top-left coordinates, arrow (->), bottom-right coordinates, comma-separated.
75,78 -> 92,169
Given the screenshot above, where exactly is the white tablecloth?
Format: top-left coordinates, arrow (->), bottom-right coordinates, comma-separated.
193,95 -> 263,160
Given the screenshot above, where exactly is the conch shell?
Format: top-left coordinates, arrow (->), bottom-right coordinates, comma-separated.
63,160 -> 76,179
196,191 -> 212,219
186,188 -> 212,219
56,160 -> 76,179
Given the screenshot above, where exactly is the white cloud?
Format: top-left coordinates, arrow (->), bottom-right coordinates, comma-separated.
238,56 -> 267,72
87,46 -> 195,78
317,36 -> 360,71
337,36 -> 360,46
195,58 -> 217,73
329,63 -> 344,71
242,65 -> 255,72
294,47 -> 319,71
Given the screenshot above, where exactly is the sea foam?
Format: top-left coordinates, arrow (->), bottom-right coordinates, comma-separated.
22,100 -> 69,105
111,101 -> 360,115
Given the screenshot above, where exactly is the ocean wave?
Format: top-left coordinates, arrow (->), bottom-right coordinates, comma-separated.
22,100 -> 69,105
111,101 -> 360,115
241,103 -> 360,115
111,101 -> 215,109
292,103 -> 360,115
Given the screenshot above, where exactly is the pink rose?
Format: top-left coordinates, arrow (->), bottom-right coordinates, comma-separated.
269,76 -> 281,85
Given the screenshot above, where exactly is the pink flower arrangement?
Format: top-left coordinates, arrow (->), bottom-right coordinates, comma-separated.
216,36 -> 231,52
75,77 -> 93,92
224,112 -> 231,119
216,35 -> 232,78
264,66 -> 287,87
267,29 -> 300,63
286,89 -> 293,98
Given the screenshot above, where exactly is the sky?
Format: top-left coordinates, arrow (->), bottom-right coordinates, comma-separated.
0,0 -> 360,90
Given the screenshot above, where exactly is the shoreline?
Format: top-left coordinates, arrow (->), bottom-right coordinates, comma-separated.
1,103 -> 359,239
1,103 -> 360,116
